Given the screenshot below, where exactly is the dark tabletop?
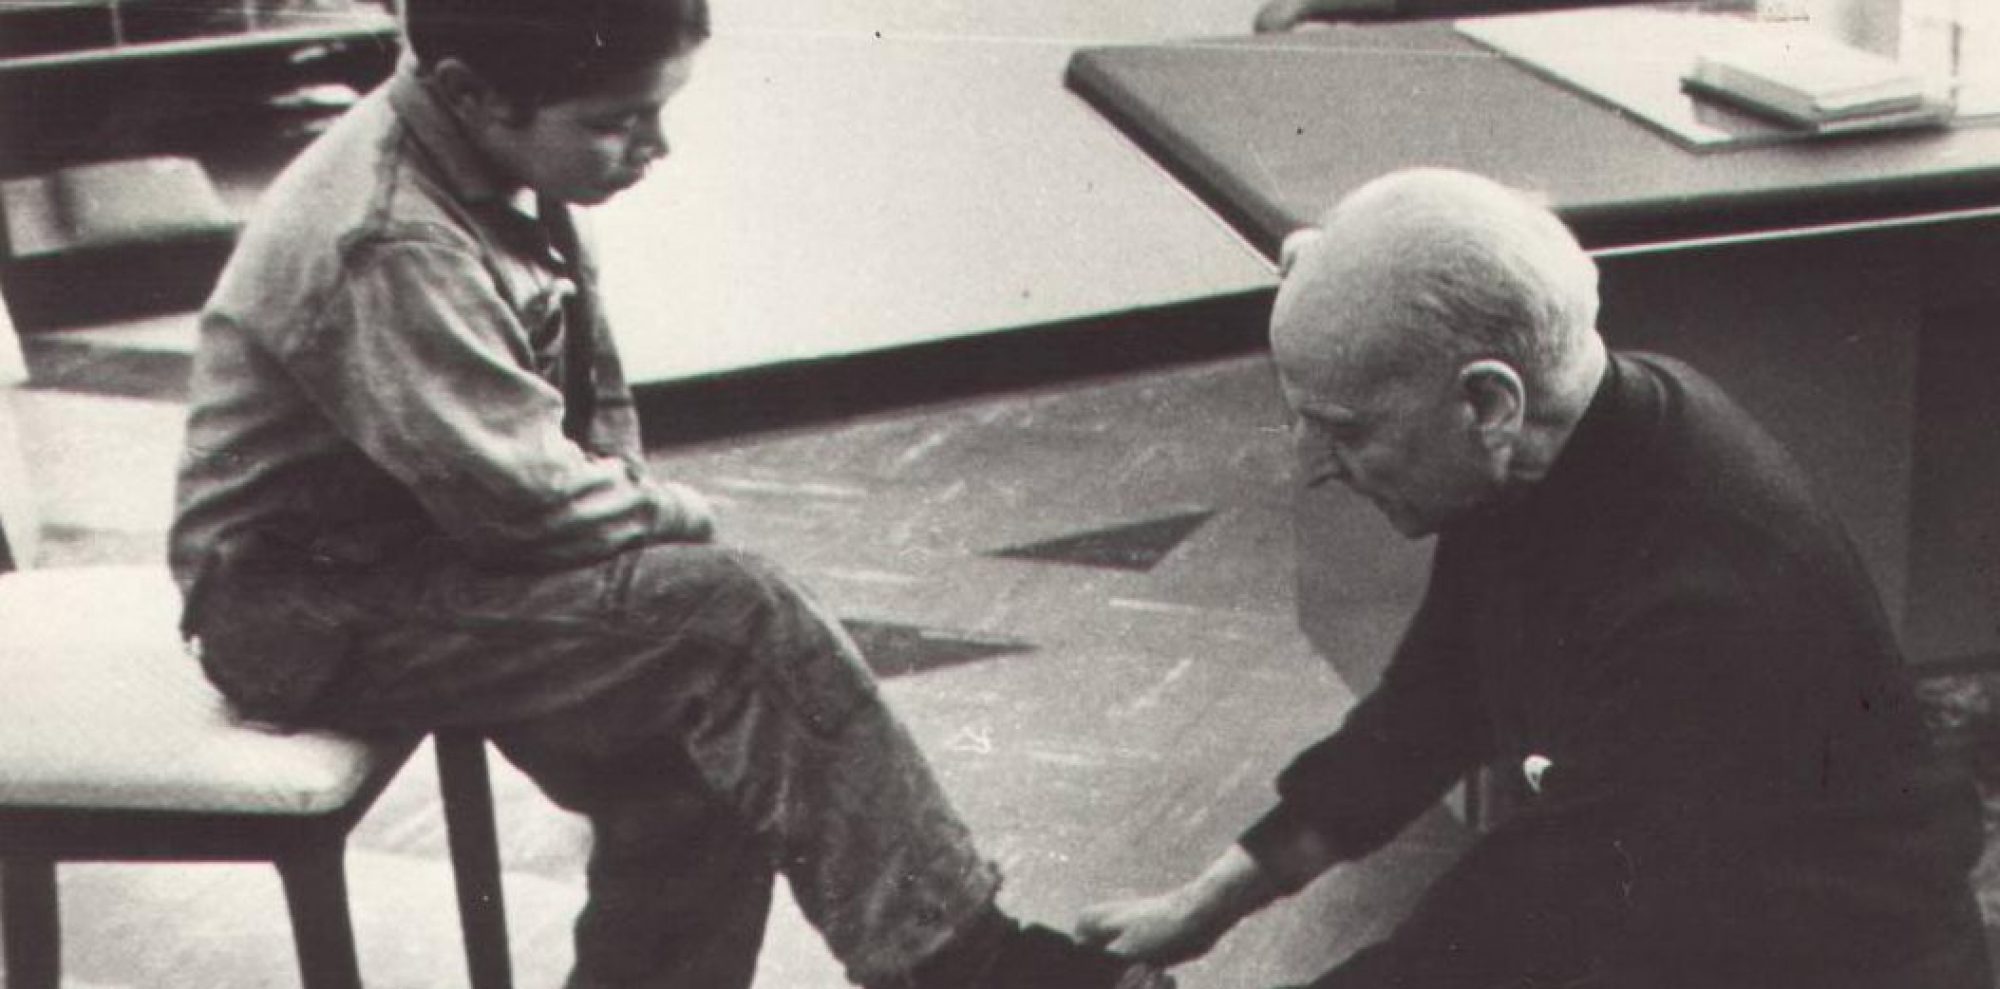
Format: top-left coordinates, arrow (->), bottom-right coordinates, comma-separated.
1066,14 -> 2000,254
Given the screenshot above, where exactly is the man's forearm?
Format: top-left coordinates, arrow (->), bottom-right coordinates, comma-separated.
1077,811 -> 1347,961
1075,842 -> 1305,963
1180,844 -> 1293,932
1236,808 -> 1344,894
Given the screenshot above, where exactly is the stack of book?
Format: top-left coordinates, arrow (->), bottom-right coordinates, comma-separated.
1683,32 -> 1952,136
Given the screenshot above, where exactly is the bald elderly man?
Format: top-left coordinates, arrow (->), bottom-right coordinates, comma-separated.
1077,169 -> 1990,988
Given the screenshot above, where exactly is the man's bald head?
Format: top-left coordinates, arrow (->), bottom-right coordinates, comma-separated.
1273,168 -> 1600,405
1269,169 -> 1609,536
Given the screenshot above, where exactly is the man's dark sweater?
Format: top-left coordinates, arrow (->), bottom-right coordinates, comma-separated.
1243,353 -> 1989,988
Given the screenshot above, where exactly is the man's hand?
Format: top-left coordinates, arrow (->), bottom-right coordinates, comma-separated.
1077,844 -> 1292,967
1075,888 -> 1229,967
1254,0 -> 1402,32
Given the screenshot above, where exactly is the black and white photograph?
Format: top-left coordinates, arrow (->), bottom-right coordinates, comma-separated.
1,0 -> 1997,986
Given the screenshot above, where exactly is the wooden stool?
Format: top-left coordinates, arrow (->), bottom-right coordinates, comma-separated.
0,566 -> 513,989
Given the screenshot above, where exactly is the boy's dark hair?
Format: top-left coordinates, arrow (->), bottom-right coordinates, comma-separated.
405,0 -> 710,108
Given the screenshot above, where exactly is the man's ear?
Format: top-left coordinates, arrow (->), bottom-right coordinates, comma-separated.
429,58 -> 518,128
1457,359 -> 1525,448
1279,227 -> 1323,278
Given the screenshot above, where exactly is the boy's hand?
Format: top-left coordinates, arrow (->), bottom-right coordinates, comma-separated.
657,482 -> 717,542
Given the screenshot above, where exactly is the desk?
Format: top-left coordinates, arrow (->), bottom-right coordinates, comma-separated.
1067,19 -> 2000,253
0,8 -> 397,76
1068,12 -> 2000,669
0,8 -> 398,174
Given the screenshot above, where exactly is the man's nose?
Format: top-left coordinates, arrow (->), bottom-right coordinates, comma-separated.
1292,427 -> 1347,485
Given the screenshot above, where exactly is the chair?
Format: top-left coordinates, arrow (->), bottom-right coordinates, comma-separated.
0,566 -> 515,989
0,512 -> 517,989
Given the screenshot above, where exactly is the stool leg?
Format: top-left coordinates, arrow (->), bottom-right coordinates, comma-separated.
436,732 -> 513,989
1,858 -> 60,989
277,845 -> 362,989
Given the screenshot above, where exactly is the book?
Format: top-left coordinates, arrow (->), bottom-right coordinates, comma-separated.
1683,75 -> 1955,138
1684,32 -> 1930,127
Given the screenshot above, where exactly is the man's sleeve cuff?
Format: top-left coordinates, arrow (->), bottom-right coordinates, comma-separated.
1238,803 -> 1336,893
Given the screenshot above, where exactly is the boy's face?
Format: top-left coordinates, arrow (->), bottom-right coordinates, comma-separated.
478,50 -> 697,206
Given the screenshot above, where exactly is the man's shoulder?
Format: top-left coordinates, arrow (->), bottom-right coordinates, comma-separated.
1615,351 -> 1819,523
1578,353 -> 1872,618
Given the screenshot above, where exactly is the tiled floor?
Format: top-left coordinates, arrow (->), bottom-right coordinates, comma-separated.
5,315 -> 1470,989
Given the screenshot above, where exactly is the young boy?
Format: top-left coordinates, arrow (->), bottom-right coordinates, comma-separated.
169,2 -> 1170,987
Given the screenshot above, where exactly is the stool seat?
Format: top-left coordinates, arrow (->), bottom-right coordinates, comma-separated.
0,565 -> 515,989
0,566 -> 395,814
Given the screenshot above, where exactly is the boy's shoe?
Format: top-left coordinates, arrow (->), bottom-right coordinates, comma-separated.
892,915 -> 1175,989
984,923 -> 1176,989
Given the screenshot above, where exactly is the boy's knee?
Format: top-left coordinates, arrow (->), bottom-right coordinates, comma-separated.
625,542 -> 792,610
625,543 -> 880,736
620,542 -> 851,657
